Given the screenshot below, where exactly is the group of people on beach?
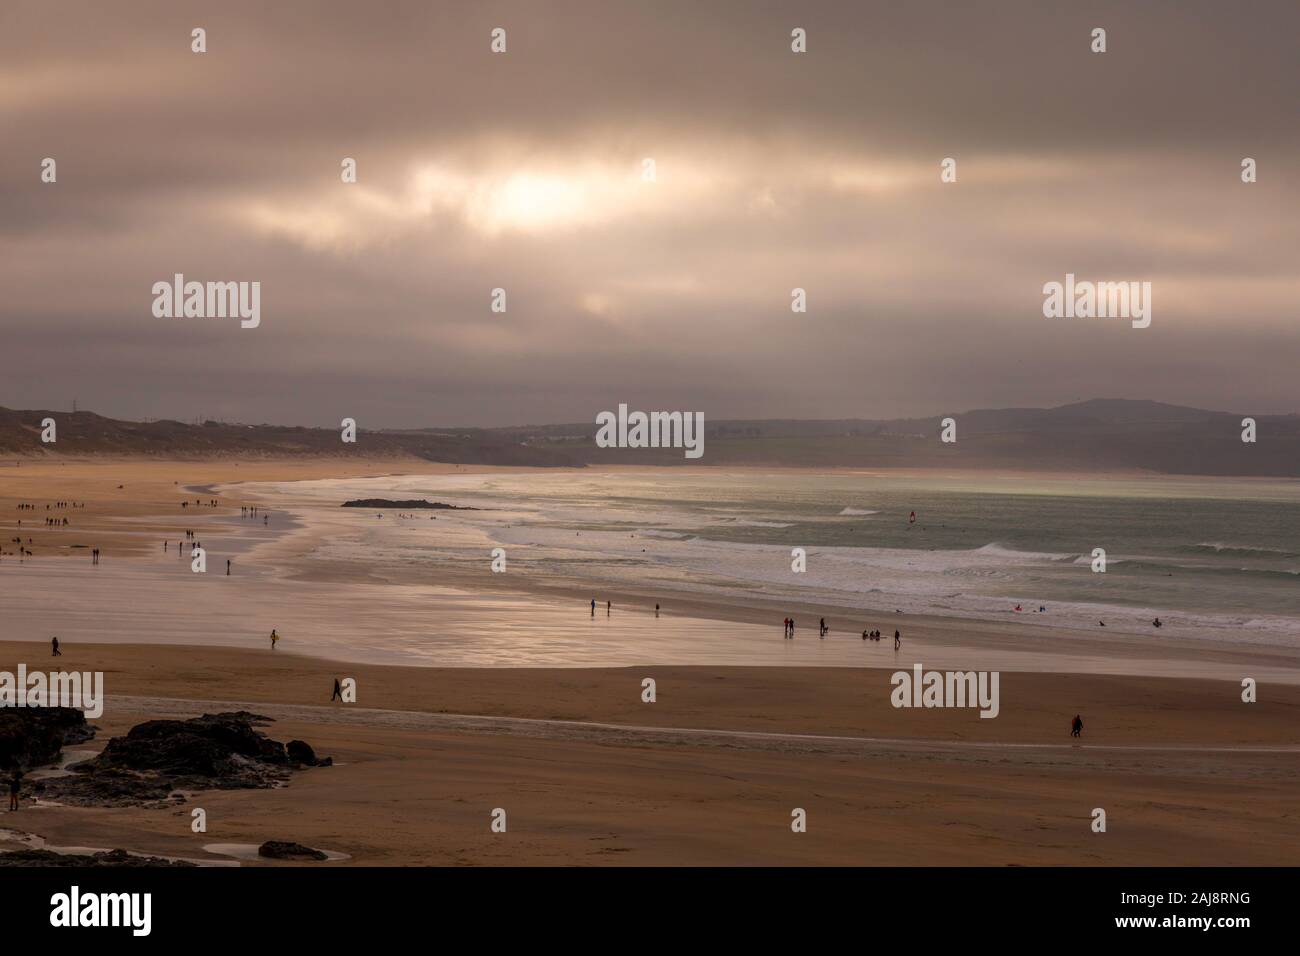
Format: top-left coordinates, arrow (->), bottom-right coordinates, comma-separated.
782,616 -> 901,649
3,536 -> 34,558
858,628 -> 901,648
240,506 -> 268,523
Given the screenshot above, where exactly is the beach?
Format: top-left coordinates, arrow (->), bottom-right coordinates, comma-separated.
2,458 -> 1298,865
4,643 -> 1298,866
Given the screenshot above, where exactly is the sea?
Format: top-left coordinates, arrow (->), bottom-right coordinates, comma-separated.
247,470 -> 1300,647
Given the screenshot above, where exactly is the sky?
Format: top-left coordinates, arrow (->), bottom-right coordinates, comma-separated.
1,0 -> 1297,428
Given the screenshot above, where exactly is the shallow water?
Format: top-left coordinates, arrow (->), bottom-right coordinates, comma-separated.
239,470 -> 1300,645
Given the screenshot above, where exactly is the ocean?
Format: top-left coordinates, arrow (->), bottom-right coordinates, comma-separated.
249,470 -> 1300,647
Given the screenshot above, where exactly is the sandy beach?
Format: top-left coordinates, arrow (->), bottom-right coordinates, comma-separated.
2,459 -> 1298,866
3,642 -> 1297,866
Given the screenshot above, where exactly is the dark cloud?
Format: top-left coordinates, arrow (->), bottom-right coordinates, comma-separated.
1,0 -> 1296,426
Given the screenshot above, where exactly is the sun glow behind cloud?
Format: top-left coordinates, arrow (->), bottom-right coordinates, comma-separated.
232,149 -> 927,251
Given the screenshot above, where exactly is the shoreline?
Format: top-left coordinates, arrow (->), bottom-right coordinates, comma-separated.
5,457 -> 1297,678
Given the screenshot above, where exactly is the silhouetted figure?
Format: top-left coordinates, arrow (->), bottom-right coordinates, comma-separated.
51,636 -> 61,657
894,629 -> 901,650
8,768 -> 21,811
331,678 -> 343,702
1071,714 -> 1083,737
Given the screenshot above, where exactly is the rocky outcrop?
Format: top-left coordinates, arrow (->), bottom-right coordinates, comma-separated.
258,840 -> 328,861
0,707 -> 95,770
341,498 -> 476,509
286,740 -> 332,767
36,711 -> 330,808
0,848 -> 195,867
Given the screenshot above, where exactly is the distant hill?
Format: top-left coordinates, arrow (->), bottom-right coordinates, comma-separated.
0,408 -> 586,467
1,399 -> 1297,476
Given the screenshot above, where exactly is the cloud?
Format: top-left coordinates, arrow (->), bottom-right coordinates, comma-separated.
0,0 -> 1296,426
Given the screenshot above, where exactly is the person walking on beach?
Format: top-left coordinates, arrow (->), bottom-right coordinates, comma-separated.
591,598 -> 597,617
8,768 -> 21,811
1071,714 -> 1083,737
894,629 -> 901,650
270,629 -> 280,650
331,678 -> 343,702
606,601 -> 611,616
226,559 -> 231,576
51,636 -> 61,657
819,617 -> 827,638
655,604 -> 660,618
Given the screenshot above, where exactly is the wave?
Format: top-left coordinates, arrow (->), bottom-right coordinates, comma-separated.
973,542 -> 1076,562
1188,542 -> 1300,559
837,507 -> 879,516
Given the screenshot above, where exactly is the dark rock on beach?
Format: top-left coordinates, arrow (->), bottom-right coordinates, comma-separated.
0,706 -> 96,770
94,710 -> 289,775
35,711 -> 329,808
340,498 -> 477,510
286,739 -> 332,767
258,840 -> 328,861
0,847 -> 195,867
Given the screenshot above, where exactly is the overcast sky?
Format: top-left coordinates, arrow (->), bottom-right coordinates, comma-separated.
1,0 -> 1296,427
